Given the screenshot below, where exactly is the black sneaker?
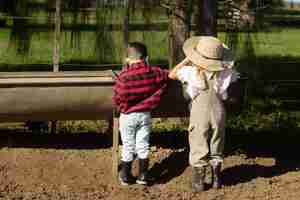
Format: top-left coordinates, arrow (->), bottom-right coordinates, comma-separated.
119,161 -> 135,186
136,159 -> 149,185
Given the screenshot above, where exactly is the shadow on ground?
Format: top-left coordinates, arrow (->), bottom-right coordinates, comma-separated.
149,128 -> 300,186
147,131 -> 189,184
148,148 -> 189,185
0,127 -> 300,187
222,128 -> 300,186
0,129 -> 112,149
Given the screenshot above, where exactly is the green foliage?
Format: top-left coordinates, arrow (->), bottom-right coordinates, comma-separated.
0,28 -> 169,69
57,120 -> 109,134
220,28 -> 300,79
95,2 -> 115,63
152,118 -> 188,133
227,95 -> 300,132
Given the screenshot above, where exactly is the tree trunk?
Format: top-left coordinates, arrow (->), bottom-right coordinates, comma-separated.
197,0 -> 217,37
168,0 -> 191,68
53,0 -> 61,72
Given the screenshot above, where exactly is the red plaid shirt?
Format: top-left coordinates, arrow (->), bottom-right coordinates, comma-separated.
113,62 -> 169,114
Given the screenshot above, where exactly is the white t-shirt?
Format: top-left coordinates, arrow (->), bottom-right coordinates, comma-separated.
176,66 -> 239,100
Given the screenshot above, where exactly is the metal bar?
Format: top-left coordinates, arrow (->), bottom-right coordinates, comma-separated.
0,77 -> 113,86
0,71 -> 113,78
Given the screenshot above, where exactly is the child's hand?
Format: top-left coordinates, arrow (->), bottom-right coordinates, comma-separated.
169,57 -> 191,80
125,57 -> 131,64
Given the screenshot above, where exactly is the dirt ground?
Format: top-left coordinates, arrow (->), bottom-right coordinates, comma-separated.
0,127 -> 300,200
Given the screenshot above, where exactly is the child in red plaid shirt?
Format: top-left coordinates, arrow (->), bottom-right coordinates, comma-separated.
113,42 -> 169,185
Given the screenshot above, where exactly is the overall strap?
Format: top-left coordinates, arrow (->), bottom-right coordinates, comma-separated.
208,72 -> 218,108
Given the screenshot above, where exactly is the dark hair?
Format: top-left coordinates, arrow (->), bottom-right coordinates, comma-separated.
127,42 -> 148,60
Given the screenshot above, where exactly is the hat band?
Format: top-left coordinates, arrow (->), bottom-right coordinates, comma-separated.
194,47 -> 222,61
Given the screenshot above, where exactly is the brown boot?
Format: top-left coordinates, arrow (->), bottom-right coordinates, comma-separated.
192,167 -> 206,192
211,163 -> 222,189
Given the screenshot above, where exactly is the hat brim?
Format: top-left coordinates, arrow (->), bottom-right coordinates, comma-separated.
183,36 -> 234,71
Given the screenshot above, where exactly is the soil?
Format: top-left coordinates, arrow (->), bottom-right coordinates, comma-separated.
0,128 -> 299,200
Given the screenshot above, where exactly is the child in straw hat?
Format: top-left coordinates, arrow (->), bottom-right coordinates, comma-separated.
169,36 -> 239,192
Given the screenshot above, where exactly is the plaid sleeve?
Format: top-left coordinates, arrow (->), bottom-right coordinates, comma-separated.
152,67 -> 169,84
112,76 -> 126,107
112,83 -> 121,106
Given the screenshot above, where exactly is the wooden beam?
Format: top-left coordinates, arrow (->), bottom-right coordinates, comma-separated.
4,22 -> 266,32
112,113 -> 120,183
168,0 -> 190,68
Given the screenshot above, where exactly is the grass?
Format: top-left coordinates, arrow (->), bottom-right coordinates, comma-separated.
217,28 -> 300,59
0,27 -> 300,68
0,28 -> 169,69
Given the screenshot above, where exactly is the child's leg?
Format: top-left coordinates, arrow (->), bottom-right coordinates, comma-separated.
119,113 -> 140,185
189,121 -> 210,192
189,122 -> 210,167
119,113 -> 138,162
210,110 -> 226,163
209,109 -> 226,189
135,112 -> 151,160
135,112 -> 151,185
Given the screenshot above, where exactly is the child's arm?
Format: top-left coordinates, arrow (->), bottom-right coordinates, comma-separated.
112,75 -> 125,107
168,58 -> 190,80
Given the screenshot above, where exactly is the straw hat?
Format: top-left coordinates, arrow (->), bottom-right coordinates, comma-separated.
183,36 -> 234,71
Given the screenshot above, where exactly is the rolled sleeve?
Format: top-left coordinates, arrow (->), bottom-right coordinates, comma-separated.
176,66 -> 193,83
218,69 -> 240,100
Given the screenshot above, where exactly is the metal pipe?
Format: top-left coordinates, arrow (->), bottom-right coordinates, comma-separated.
0,71 -> 190,122
0,71 -> 114,122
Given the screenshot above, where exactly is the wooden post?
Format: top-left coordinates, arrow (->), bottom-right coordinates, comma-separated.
197,0 -> 217,36
168,0 -> 190,68
122,0 -> 130,68
53,0 -> 61,72
50,0 -> 61,133
112,111 -> 120,183
123,0 -> 130,48
51,120 -> 57,134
